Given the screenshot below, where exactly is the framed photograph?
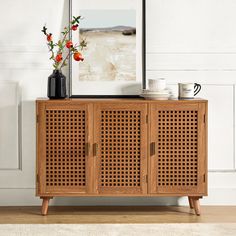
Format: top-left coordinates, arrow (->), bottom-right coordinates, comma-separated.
69,0 -> 146,98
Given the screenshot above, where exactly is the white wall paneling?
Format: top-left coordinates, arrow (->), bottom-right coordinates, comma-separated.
0,0 -> 70,192
0,0 -> 68,48
0,0 -> 236,205
146,0 -> 236,53
201,85 -> 235,171
0,51 -> 50,70
0,82 -> 20,170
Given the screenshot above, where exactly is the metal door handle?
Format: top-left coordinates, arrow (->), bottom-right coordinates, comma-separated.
93,143 -> 98,156
85,143 -> 90,156
150,142 -> 156,156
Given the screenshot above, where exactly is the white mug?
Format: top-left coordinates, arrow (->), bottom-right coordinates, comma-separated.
148,78 -> 166,91
178,83 -> 201,99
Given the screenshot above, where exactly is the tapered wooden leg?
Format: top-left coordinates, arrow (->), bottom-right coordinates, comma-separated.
191,197 -> 201,216
41,197 -> 52,216
188,197 -> 194,209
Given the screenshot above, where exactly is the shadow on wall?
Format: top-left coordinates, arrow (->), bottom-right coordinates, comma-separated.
61,0 -> 70,96
52,197 -> 180,206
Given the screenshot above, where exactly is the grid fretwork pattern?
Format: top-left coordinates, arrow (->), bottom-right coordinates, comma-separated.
100,110 -> 141,187
157,110 -> 198,187
45,109 -> 86,187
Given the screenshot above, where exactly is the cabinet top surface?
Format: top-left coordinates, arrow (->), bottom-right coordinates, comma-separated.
36,98 -> 207,103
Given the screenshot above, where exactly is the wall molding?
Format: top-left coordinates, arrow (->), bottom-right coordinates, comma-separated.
2,47 -> 236,55
147,53 -> 236,71
0,63 -> 51,70
0,45 -> 47,53
147,52 -> 236,55
1,67 -> 236,71
147,69 -> 236,72
0,81 -> 22,171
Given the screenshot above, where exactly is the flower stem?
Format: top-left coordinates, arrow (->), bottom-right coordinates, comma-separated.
58,51 -> 71,70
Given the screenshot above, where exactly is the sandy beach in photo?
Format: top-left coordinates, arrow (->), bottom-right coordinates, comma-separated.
79,27 -> 136,81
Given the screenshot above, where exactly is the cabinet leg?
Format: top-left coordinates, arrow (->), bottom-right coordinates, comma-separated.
41,197 -> 52,216
188,197 -> 194,209
191,197 -> 201,216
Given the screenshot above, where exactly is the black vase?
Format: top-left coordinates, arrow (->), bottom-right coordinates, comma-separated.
47,70 -> 67,99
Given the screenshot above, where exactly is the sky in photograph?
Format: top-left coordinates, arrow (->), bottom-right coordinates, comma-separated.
80,10 -> 136,28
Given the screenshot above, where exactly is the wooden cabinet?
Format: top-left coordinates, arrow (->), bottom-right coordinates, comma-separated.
36,99 -> 207,216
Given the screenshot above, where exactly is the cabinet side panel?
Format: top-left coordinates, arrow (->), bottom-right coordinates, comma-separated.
36,101 -> 46,196
197,102 -> 208,195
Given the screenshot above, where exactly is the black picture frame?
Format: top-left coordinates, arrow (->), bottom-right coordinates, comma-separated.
69,0 -> 146,98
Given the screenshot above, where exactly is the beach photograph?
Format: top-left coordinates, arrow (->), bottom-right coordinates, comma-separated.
79,10 -> 136,81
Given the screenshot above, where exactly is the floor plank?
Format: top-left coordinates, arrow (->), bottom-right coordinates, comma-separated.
0,206 -> 235,224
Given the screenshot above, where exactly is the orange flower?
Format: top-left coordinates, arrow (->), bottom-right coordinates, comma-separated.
66,41 -> 73,48
55,54 -> 63,62
47,34 -> 52,42
73,52 -> 84,61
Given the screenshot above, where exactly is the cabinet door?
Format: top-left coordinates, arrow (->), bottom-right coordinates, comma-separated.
150,102 -> 207,195
37,102 -> 93,195
94,103 -> 148,195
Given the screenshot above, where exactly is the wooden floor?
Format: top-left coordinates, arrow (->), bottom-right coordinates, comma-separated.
0,206 -> 235,224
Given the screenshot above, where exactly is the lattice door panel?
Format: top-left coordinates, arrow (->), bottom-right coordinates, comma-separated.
150,103 -> 206,194
40,105 -> 92,194
94,104 -> 147,195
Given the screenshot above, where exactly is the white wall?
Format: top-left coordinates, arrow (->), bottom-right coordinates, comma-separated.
0,0 -> 236,206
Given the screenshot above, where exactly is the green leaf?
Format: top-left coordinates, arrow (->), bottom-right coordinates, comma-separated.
57,40 -> 63,48
41,26 -> 47,35
72,16 -> 81,24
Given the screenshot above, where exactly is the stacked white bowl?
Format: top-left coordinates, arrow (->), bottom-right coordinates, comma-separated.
141,78 -> 170,100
